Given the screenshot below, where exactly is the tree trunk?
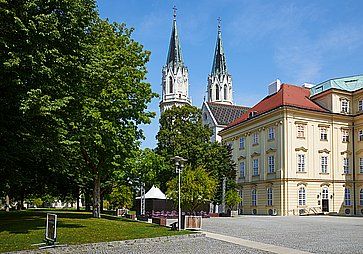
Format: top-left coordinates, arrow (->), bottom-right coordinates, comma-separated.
100,194 -> 104,212
93,173 -> 101,218
5,195 -> 10,212
85,191 -> 91,211
76,188 -> 80,211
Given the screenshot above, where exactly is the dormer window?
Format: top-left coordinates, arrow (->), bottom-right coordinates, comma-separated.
249,111 -> 257,118
341,99 -> 349,113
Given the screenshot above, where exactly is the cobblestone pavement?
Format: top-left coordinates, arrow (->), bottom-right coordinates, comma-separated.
202,216 -> 363,254
11,234 -> 271,254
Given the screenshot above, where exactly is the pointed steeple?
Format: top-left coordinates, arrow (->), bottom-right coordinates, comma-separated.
211,17 -> 228,75
166,6 -> 183,69
160,6 -> 191,113
207,18 -> 233,105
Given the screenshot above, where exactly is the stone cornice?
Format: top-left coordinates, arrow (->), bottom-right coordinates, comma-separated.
295,147 -> 308,152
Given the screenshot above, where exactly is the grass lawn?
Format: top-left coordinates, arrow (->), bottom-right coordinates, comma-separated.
0,210 -> 189,253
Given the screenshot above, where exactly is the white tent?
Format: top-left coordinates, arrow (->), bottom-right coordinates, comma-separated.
136,185 -> 166,200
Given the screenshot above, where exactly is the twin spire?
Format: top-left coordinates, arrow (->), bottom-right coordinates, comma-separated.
160,7 -> 232,113
166,7 -> 228,76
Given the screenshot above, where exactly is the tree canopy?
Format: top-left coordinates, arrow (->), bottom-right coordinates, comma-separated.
156,105 -> 236,204
166,165 -> 217,212
0,0 -> 157,217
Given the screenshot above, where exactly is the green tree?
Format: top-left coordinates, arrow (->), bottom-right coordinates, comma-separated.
117,148 -> 167,190
108,185 -> 133,209
225,189 -> 241,210
62,20 -> 156,218
166,166 -> 217,212
1,0 -> 157,218
156,105 -> 236,202
0,0 -> 97,206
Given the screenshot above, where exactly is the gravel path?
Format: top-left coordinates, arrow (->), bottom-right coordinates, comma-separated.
202,216 -> 363,254
10,234 -> 271,254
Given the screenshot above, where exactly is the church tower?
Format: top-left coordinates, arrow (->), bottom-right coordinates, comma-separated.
207,19 -> 233,104
159,7 -> 191,113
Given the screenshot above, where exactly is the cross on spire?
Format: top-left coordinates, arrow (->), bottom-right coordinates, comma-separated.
217,17 -> 221,33
173,5 -> 177,20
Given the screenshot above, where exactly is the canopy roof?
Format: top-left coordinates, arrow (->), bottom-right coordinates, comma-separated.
136,185 -> 166,200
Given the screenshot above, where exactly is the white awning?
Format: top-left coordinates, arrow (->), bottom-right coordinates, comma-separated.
136,185 -> 166,200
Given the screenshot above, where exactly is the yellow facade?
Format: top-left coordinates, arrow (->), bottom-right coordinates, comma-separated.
220,87 -> 363,216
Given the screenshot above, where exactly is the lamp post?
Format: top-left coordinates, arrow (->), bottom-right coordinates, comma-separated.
171,156 -> 187,231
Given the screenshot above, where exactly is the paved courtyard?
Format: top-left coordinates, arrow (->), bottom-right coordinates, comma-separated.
13,216 -> 363,254
203,215 -> 363,254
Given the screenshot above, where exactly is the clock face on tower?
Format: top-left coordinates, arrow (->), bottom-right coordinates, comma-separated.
177,77 -> 183,84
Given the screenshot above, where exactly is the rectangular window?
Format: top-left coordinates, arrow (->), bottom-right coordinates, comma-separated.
298,187 -> 306,206
343,158 -> 349,174
268,127 -> 275,140
239,137 -> 245,149
321,156 -> 328,173
267,188 -> 273,206
359,100 -> 363,112
297,125 -> 305,138
320,128 -> 328,141
239,162 -> 245,178
359,130 -> 363,141
342,130 -> 349,143
252,159 -> 259,176
268,156 -> 275,173
344,188 -> 351,206
239,190 -> 243,207
341,100 -> 349,113
253,133 -> 259,145
252,189 -> 257,206
360,158 -> 363,174
297,154 -> 305,172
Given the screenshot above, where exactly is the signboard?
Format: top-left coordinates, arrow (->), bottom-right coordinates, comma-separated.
184,215 -> 202,230
45,213 -> 57,242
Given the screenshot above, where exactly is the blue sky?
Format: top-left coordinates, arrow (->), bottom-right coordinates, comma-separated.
97,0 -> 363,149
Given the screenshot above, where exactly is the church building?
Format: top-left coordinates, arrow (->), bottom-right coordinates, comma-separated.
159,9 -> 249,143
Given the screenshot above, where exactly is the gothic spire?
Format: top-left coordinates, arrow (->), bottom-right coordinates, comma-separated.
211,17 -> 228,75
166,6 -> 183,69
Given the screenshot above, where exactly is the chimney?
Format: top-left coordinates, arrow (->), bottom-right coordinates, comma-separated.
268,79 -> 281,95
302,83 -> 314,89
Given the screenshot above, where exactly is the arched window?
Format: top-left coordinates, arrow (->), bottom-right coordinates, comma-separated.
251,189 -> 257,206
360,189 -> 363,206
215,85 -> 219,100
344,188 -> 351,206
267,187 -> 273,206
322,187 -> 329,200
209,88 -> 212,100
298,187 -> 306,206
169,76 -> 173,94
224,84 -> 227,100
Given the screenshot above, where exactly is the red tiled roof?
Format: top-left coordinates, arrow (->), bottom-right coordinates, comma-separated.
225,84 -> 328,129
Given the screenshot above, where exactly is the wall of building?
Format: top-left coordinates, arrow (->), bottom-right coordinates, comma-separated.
221,104 -> 363,216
